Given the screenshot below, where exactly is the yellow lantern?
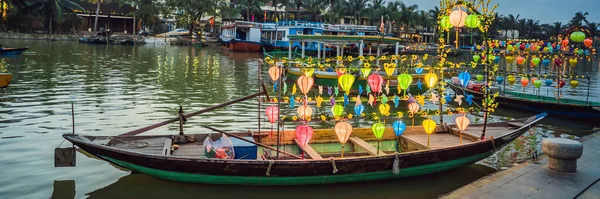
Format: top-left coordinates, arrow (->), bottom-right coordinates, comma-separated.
335,121 -> 353,157
455,115 -> 470,144
422,119 -> 437,147
297,105 -> 313,120
424,71 -> 439,88
338,74 -> 356,95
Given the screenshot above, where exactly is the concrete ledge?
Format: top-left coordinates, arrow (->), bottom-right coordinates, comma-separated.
0,32 -> 79,41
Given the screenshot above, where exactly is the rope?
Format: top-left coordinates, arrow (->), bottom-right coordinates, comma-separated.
393,152 -> 400,175
330,157 -> 338,174
266,160 -> 274,176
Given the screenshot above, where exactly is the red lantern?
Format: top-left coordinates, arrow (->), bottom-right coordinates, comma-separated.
558,80 -> 566,88
367,73 -> 384,94
584,38 -> 593,48
561,39 -> 569,47
516,56 -> 525,65
295,124 -> 314,157
265,106 -> 279,124
554,58 -> 563,66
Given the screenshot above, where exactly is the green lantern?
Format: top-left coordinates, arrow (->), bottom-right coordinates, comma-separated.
473,55 -> 481,62
533,80 -> 542,88
570,31 -> 586,43
531,57 -> 541,66
440,16 -> 452,29
397,73 -> 412,95
360,68 -> 372,78
331,104 -> 344,117
465,15 -> 480,28
338,74 -> 356,95
476,74 -> 483,81
372,122 -> 386,139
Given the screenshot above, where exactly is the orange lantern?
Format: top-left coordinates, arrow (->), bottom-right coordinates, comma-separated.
561,39 -> 569,47
516,56 -> 525,65
408,102 -> 420,128
584,38 -> 593,48
268,66 -> 281,81
297,75 -> 314,96
521,77 -> 529,87
335,121 -> 353,157
297,105 -> 313,120
455,115 -> 470,144
449,8 -> 468,28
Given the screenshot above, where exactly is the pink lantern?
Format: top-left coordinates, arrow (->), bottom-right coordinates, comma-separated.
265,106 -> 279,124
449,9 -> 468,28
295,124 -> 314,159
367,73 -> 384,94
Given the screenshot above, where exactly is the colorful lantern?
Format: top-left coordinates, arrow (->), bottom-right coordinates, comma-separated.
542,59 -> 551,67
570,31 -> 586,43
465,15 -> 480,28
533,80 -> 542,88
449,9 -> 468,28
378,103 -> 390,115
473,54 -> 481,62
360,68 -> 372,78
424,72 -> 438,88
268,66 -> 281,81
397,73 -> 413,94
476,74 -> 483,81
392,120 -> 406,137
521,77 -> 529,87
570,80 -> 579,89
496,76 -> 504,84
508,75 -> 516,86
505,56 -> 514,64
367,73 -> 384,94
440,16 -> 452,29
531,57 -> 541,66
554,58 -> 563,66
297,75 -> 314,96
331,104 -> 344,117
295,124 -> 314,159
458,71 -> 471,87
544,79 -> 553,86
558,80 -> 566,88
455,115 -> 470,144
422,119 -> 437,147
569,58 -> 578,67
338,74 -> 356,95
335,121 -> 353,157
561,39 -> 569,47
516,56 -> 525,65
354,104 -> 365,115
297,105 -> 313,120
584,38 -> 593,48
265,106 -> 279,124
408,102 -> 420,114
372,122 -> 385,140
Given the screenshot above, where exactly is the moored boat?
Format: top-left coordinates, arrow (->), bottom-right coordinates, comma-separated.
0,48 -> 28,55
448,82 -> 600,122
63,112 -> 547,185
0,73 -> 12,88
220,21 -> 263,52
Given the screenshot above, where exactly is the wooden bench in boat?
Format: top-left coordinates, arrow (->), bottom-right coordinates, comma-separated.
294,139 -> 323,160
348,137 -> 384,156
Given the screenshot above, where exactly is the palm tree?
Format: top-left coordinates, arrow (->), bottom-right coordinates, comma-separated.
397,2 -> 417,33
302,0 -> 325,21
516,18 -> 526,38
570,12 -> 589,27
322,0 -> 347,24
237,0 -> 265,21
585,22 -> 599,38
428,6 -> 440,41
548,22 -> 563,38
367,0 -> 385,25
524,19 -> 540,38
23,0 -> 85,33
503,14 -> 519,38
347,0 -> 368,24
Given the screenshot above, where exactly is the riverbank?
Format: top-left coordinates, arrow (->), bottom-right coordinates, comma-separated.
0,32 -> 80,41
441,131 -> 600,199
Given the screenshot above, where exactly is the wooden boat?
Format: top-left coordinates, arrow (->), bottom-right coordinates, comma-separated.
0,73 -> 12,88
63,112 -> 546,185
220,21 -> 263,52
448,83 -> 600,122
0,48 -> 27,55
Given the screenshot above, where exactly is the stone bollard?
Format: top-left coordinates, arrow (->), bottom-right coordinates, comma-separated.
542,138 -> 583,172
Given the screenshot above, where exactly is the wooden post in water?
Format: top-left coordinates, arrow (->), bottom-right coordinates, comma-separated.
258,60 -> 262,142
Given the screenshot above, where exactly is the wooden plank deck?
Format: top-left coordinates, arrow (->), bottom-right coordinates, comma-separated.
348,137 -> 384,156
172,142 -> 205,157
295,139 -> 323,160
403,133 -> 475,149
107,137 -> 166,155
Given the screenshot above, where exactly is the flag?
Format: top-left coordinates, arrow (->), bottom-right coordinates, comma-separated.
379,16 -> 384,33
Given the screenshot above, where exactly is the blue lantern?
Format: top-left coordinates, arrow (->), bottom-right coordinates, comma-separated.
494,56 -> 500,64
354,104 -> 365,115
392,120 -> 407,137
544,79 -> 553,86
542,59 -> 551,67
496,76 -> 504,84
458,71 -> 471,87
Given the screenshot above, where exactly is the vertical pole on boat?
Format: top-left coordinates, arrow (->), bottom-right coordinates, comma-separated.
359,40 -> 364,66
336,45 -> 340,65
178,106 -> 185,135
586,75 -> 591,105
258,60 -> 262,141
376,46 -> 381,66
71,102 -> 75,135
301,42 -> 305,58
323,42 -> 327,59
395,42 -> 399,66
276,63 -> 282,159
317,42 -> 321,59
288,41 -> 292,60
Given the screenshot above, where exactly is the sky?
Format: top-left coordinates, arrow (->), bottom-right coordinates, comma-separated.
399,0 -> 600,24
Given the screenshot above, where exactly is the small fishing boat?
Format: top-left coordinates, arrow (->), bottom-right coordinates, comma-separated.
0,48 -> 28,55
220,21 -> 263,52
0,73 -> 12,88
448,83 -> 600,121
63,110 -> 546,185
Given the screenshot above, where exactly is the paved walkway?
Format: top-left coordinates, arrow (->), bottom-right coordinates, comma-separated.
441,132 -> 600,199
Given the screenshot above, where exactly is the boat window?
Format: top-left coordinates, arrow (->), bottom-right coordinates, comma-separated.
277,31 -> 285,40
296,31 -> 303,35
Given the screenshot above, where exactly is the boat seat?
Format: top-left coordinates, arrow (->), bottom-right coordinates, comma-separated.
348,137 -> 384,156
294,139 -> 323,160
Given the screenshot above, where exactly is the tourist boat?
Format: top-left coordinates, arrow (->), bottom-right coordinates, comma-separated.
262,21 -> 326,52
448,82 -> 600,122
0,48 -> 28,55
220,21 -> 263,52
0,73 -> 12,88
63,109 -> 547,185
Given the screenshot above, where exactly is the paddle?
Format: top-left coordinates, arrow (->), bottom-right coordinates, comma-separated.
203,125 -> 302,159
119,84 -> 270,136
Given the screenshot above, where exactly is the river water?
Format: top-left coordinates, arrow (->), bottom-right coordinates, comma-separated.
0,40 -> 597,199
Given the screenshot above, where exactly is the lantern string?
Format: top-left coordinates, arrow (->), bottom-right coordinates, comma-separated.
330,157 -> 338,174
